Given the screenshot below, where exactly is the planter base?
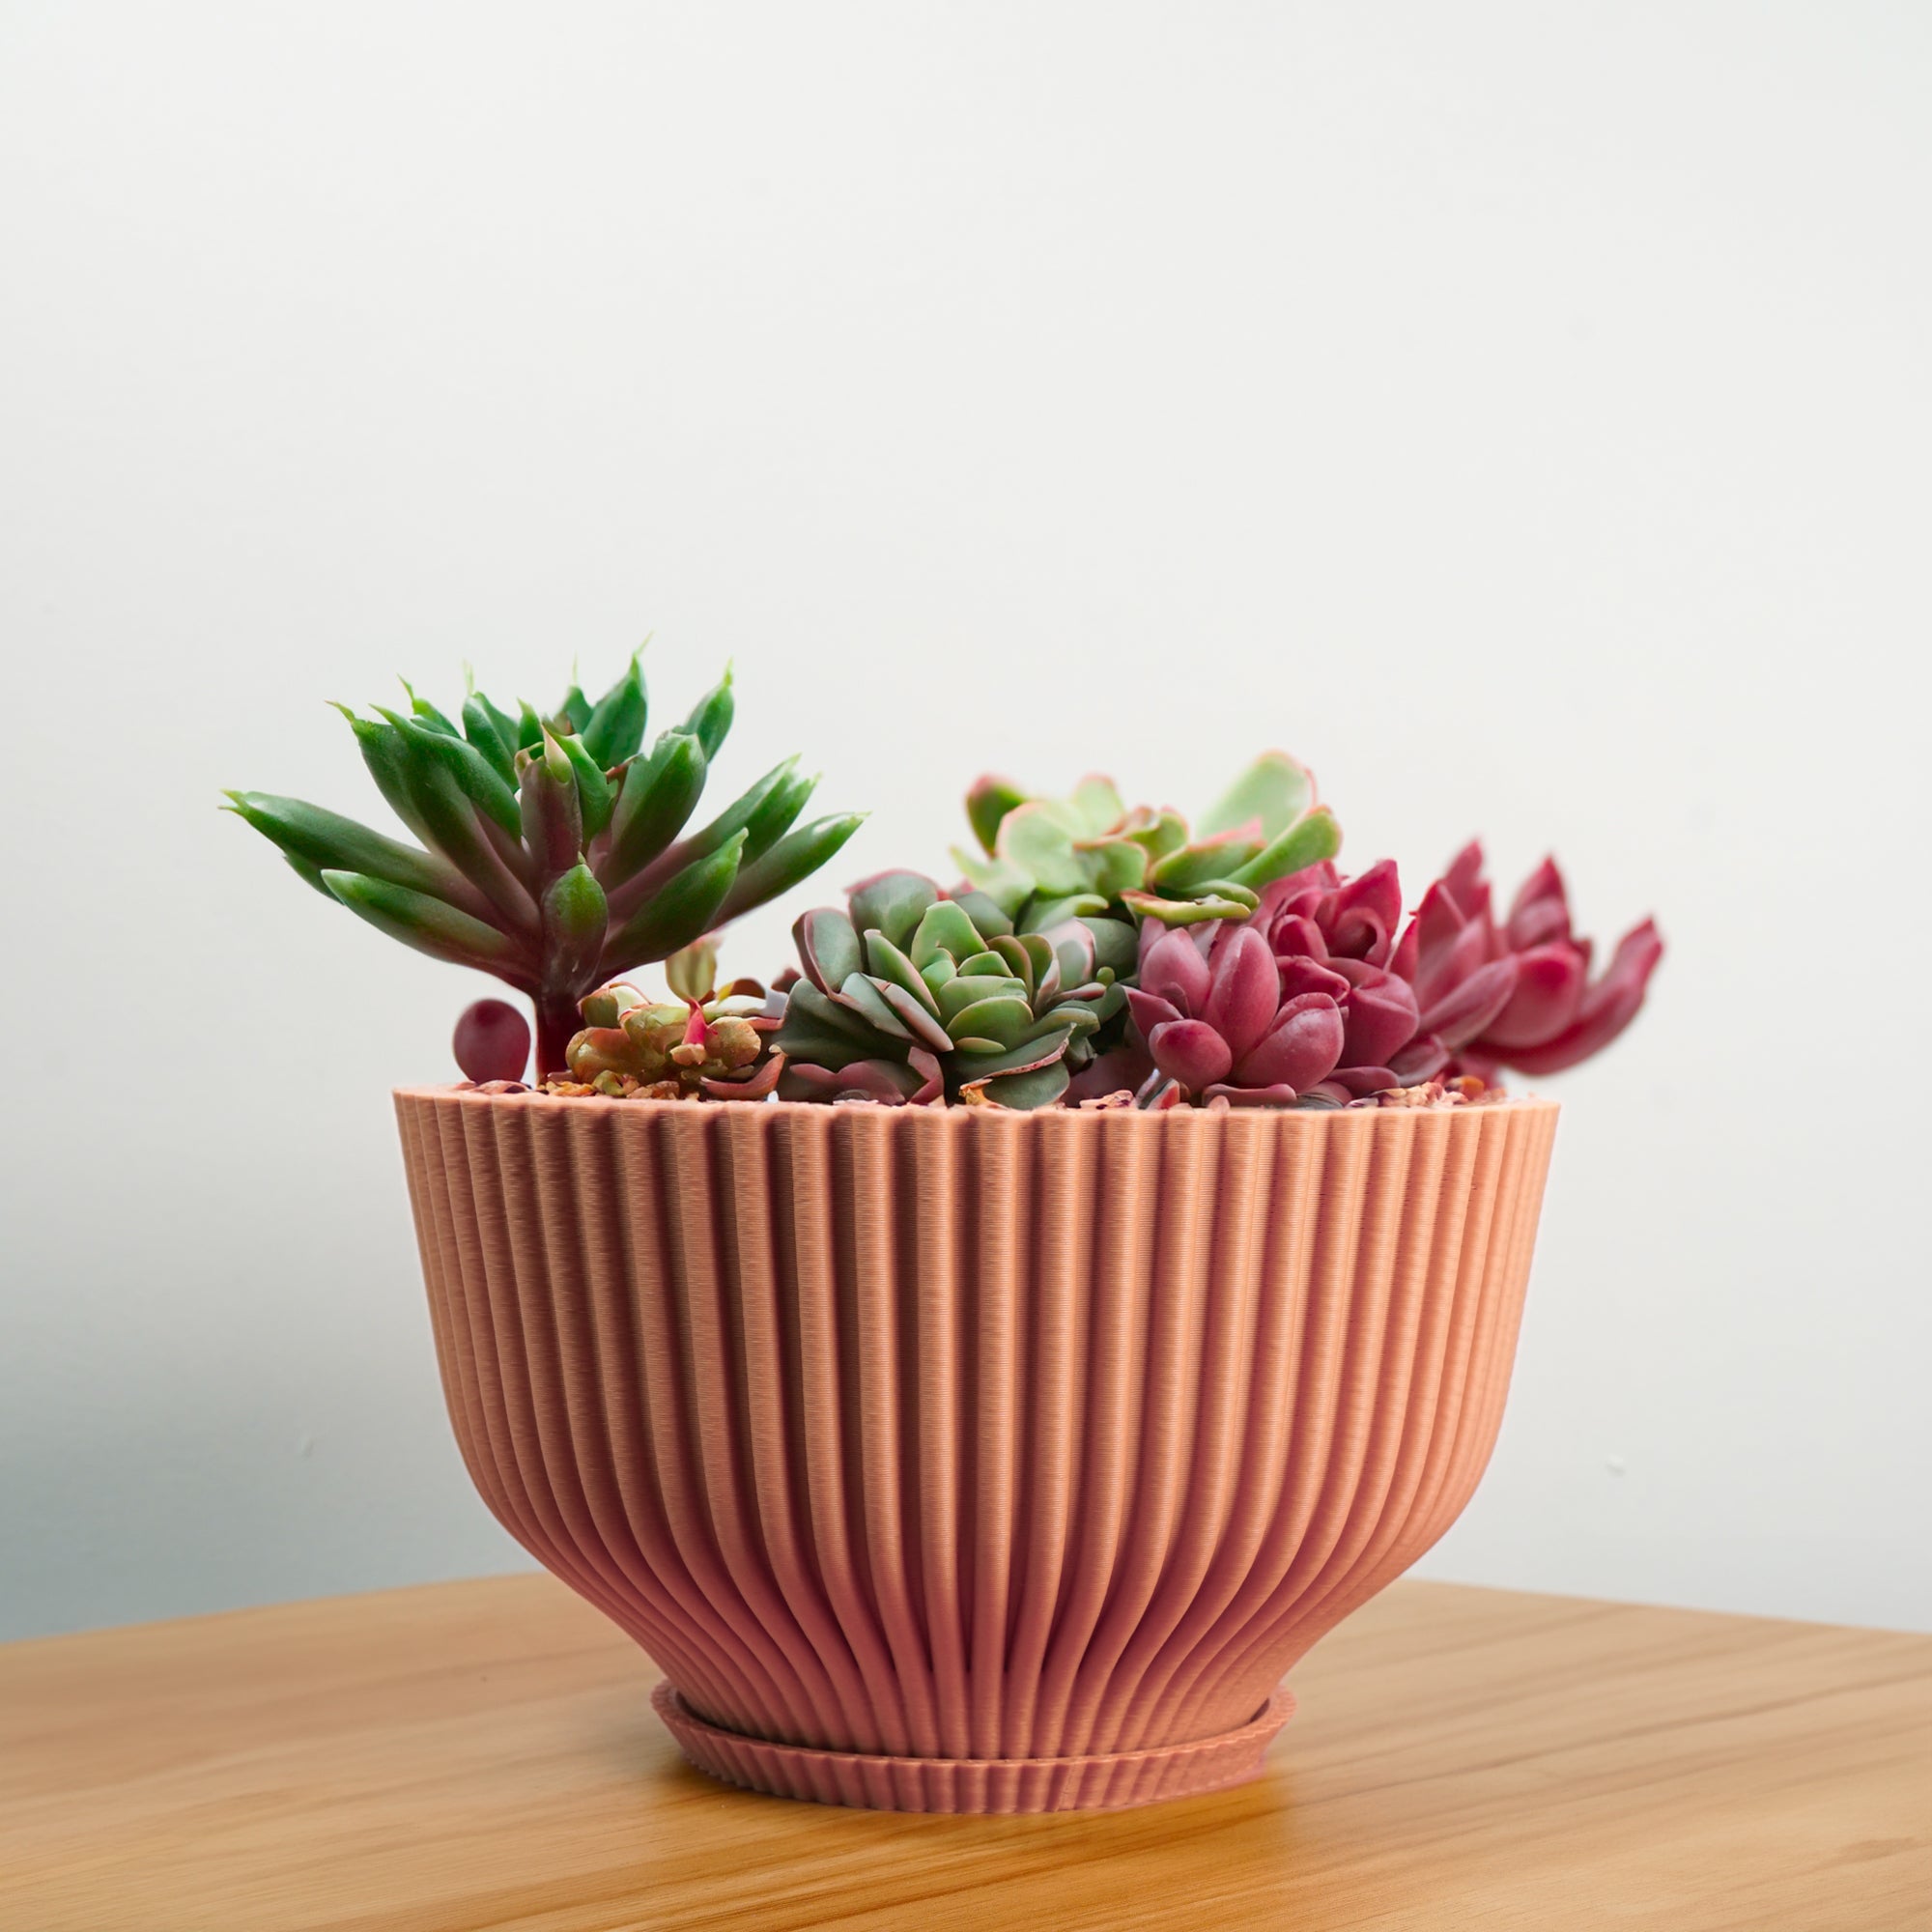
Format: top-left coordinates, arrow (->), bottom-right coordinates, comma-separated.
652,1681 -> 1295,1814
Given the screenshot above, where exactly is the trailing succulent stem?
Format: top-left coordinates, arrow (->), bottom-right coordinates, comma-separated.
227,653 -> 862,1076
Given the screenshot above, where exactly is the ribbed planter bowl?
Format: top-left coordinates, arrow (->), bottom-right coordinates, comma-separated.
396,1089 -> 1558,1813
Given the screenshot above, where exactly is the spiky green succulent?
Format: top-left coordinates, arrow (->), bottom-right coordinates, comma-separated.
226,655 -> 862,1075
772,870 -> 1119,1108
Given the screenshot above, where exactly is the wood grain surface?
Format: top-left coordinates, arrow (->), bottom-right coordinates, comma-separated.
2,1573 -> 1926,1932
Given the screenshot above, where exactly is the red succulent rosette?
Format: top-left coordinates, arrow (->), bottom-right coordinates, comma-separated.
1394,842 -> 1662,1080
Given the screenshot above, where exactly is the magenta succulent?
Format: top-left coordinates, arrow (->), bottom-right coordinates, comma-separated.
1126,922 -> 1347,1106
1393,842 -> 1663,1080
1247,859 -> 1449,1099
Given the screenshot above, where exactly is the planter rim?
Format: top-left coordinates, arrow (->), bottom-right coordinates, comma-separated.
395,1084 -> 1558,1125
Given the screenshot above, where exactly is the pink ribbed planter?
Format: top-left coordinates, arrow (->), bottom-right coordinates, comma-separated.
395,1090 -> 1558,1814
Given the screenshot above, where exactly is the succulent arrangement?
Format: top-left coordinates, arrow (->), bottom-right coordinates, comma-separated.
234,652 -> 1661,1105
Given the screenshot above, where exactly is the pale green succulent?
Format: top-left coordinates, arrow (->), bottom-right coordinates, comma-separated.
953,753 -> 1342,943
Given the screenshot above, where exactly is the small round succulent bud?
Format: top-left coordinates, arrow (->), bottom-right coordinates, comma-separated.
453,998 -> 531,1083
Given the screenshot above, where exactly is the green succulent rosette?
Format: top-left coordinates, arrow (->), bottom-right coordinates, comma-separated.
772,870 -> 1119,1109
954,752 -> 1342,941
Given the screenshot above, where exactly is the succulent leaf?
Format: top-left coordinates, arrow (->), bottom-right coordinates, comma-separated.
332,705 -> 439,847
1080,838 -> 1148,900
1226,806 -> 1342,890
863,931 -> 943,1018
554,731 -> 615,840
949,847 -> 1035,916
1065,775 -> 1127,837
463,691 -> 522,777
848,870 -> 941,952
581,653 -> 648,767
399,677 -> 462,737
774,980 -> 906,1070
934,973 -> 1025,1024
986,932 -> 1037,998
781,1057 -> 924,1103
965,775 -> 1030,856
383,707 -> 524,839
836,972 -> 917,1041
718,812 -> 866,922
520,734 -> 583,880
910,898 -> 983,969
1151,836 -> 1264,894
373,725 -> 540,940
1197,751 -> 1316,840
966,1061 -> 1070,1110
541,862 -> 609,990
1080,915 -> 1139,976
223,791 -> 495,922
601,830 -> 746,970
679,665 -> 735,760
605,732 -> 707,885
1121,887 -> 1257,925
581,980 -> 650,1028
947,995 -> 1036,1050
321,870 -> 525,978
997,802 -> 1091,895
796,907 -> 865,992
660,756 -> 801,880
665,937 -> 718,1006
1015,892 -> 1111,932
949,1025 -> 1078,1081
1016,929 -> 1058,989
948,887 -> 1013,939
873,980 -> 952,1051
1123,808 -> 1190,864
741,765 -> 816,863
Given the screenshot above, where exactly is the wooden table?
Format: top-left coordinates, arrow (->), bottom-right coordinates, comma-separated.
3,1575 -> 1927,1931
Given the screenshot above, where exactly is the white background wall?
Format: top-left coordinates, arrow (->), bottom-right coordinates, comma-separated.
3,3 -> 1927,1643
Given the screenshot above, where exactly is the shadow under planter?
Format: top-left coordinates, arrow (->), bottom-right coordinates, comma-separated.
395,1090 -> 1558,1814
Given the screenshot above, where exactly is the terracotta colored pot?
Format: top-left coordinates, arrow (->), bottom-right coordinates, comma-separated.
396,1089 -> 1557,1813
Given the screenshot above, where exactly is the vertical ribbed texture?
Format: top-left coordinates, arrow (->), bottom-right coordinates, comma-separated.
397,1092 -> 1558,1813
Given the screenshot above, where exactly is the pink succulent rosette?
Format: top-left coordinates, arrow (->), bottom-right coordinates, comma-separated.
1394,843 -> 1663,1082
1249,860 -> 1448,1099
1126,921 -> 1345,1106
1127,860 -> 1442,1107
